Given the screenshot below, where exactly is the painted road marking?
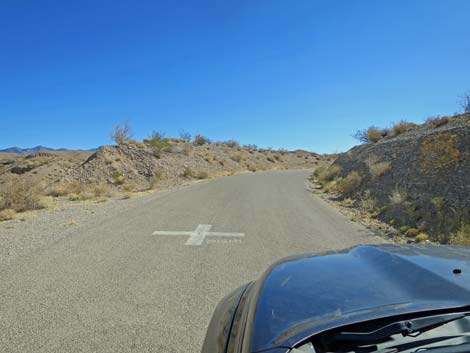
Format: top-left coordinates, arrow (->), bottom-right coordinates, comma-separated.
152,224 -> 245,246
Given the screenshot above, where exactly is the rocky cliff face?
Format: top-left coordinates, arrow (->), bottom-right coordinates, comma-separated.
331,114 -> 470,241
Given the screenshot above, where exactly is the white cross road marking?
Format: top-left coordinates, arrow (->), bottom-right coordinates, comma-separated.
152,224 -> 245,246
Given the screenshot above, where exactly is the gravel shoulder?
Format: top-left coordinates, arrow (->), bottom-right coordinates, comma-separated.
0,182 -> 198,271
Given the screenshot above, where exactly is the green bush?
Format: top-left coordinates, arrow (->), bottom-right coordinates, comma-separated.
449,223 -> 470,246
143,131 -> 171,158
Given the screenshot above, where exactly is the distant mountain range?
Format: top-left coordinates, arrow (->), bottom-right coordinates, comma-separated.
0,146 -> 98,154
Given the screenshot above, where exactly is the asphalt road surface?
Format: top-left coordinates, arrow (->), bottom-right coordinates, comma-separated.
0,170 -> 385,353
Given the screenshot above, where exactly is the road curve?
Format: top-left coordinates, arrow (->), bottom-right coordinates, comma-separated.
0,170 -> 385,353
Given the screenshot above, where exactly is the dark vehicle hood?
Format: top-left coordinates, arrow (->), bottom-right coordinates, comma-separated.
250,244 -> 470,352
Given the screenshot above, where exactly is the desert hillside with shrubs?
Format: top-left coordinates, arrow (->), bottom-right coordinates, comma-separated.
312,109 -> 470,245
0,128 -> 323,221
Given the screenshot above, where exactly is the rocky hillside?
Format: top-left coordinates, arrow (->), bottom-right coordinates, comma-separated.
73,140 -> 322,189
315,114 -> 470,243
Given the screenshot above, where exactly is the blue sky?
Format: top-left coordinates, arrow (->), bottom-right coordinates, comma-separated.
1,0 -> 469,153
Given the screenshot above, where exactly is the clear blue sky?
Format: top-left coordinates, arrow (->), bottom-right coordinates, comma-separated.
1,0 -> 469,153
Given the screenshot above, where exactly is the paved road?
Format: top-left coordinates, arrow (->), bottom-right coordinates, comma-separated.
0,170 -> 384,353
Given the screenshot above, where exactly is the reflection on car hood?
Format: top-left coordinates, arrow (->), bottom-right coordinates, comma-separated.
251,244 -> 470,352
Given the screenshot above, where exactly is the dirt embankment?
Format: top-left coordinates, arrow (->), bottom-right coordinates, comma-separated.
312,114 -> 470,244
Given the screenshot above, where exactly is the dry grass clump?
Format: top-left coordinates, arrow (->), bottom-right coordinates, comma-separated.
0,209 -> 16,221
420,132 -> 460,171
314,164 -> 342,183
389,188 -> 408,205
358,191 -> 378,213
113,171 -> 126,185
392,120 -> 415,136
182,166 -> 194,178
336,171 -> 362,196
449,223 -> 470,246
196,171 -> 209,179
223,140 -> 240,148
0,176 -> 45,212
365,155 -> 392,178
426,116 -> 450,128
231,154 -> 245,163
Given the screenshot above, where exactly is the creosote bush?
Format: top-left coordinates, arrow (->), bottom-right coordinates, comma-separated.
111,121 -> 133,145
193,135 -> 208,146
143,131 -> 171,158
353,126 -> 383,144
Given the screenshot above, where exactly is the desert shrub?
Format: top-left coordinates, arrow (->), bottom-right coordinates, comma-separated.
193,135 -> 208,146
420,133 -> 460,171
416,233 -> 429,243
336,171 -> 362,196
93,184 -> 111,197
389,188 -> 408,205
111,121 -> 133,145
266,157 -> 275,163
392,120 -> 415,135
314,164 -> 342,182
244,144 -> 258,150
113,171 -> 126,185
0,209 -> 16,221
405,228 -> 419,237
353,126 -> 383,144
68,193 -> 81,201
149,171 -> 163,189
0,176 -> 45,212
426,116 -> 449,128
359,191 -> 378,213
182,167 -> 194,178
47,183 -> 71,197
223,140 -> 240,148
449,223 -> 470,246
196,171 -> 209,179
273,155 -> 281,161
143,131 -> 171,158
369,161 -> 392,178
179,130 -> 192,142
121,182 -> 137,192
460,91 -> 470,114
